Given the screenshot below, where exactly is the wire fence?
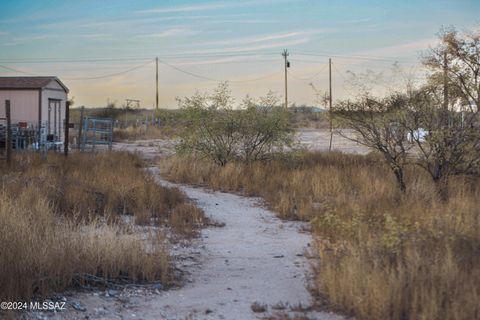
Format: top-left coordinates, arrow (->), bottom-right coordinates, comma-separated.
0,120 -> 64,156
0,99 -> 71,164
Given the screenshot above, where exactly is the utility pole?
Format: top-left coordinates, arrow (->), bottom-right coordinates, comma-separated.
328,58 -> 333,152
156,57 -> 159,112
282,49 -> 290,109
443,51 -> 449,111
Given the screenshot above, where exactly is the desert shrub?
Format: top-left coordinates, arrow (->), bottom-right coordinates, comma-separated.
162,152 -> 480,320
177,83 -> 293,165
1,152 -> 191,225
0,189 -> 170,301
0,151 -> 203,301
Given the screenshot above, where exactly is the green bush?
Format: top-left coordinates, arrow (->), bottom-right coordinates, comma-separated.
177,83 -> 293,165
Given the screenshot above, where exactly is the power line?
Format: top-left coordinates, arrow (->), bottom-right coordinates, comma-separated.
287,63 -> 328,81
174,58 -> 279,66
0,51 -> 428,88
0,60 -> 155,80
157,60 -> 218,81
62,60 -> 154,80
229,71 -> 282,83
289,58 -> 329,64
294,51 -> 418,63
0,57 -> 282,83
0,52 -> 281,64
329,61 -> 423,73
330,63 -> 360,98
0,64 -> 36,75
143,52 -> 280,60
0,56 -> 279,64
157,59 -> 281,83
0,57 -> 153,64
0,50 -> 420,64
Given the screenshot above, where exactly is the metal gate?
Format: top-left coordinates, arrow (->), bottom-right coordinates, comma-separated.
80,117 -> 113,151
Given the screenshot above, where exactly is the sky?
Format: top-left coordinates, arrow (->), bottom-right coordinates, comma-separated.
0,0 -> 479,108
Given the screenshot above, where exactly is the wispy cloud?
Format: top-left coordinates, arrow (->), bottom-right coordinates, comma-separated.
38,15 -> 214,30
142,28 -> 199,38
207,19 -> 277,24
227,37 -> 310,52
136,0 -> 291,15
337,18 -> 372,24
199,30 -> 322,48
173,55 -> 277,66
21,34 -> 57,41
37,12 -> 276,32
356,38 -> 439,59
180,37 -> 310,56
79,33 -> 111,40
4,34 -> 58,46
137,2 -> 230,14
245,32 -> 308,43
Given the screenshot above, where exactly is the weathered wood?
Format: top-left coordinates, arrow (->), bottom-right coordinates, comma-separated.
77,106 -> 84,149
64,100 -> 70,156
5,100 -> 11,165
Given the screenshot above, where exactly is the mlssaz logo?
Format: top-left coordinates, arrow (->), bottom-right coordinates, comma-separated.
30,301 -> 67,311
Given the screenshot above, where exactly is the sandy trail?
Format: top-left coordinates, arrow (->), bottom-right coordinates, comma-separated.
48,166 -> 343,320
134,168 -> 344,319
29,137 -> 348,319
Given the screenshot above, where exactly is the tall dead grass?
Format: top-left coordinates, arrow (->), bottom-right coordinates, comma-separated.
0,151 -> 203,301
4,152 -> 189,225
162,152 -> 480,320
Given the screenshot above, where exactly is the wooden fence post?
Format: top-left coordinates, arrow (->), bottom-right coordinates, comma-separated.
5,100 -> 11,165
64,100 -> 70,156
77,106 -> 84,149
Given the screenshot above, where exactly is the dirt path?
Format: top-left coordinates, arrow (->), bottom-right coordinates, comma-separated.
46,169 -> 343,320
138,168 -> 344,319
29,141 -> 346,320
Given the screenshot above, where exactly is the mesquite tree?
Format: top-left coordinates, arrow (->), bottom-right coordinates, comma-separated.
334,94 -> 412,192
177,83 -> 292,165
405,28 -> 480,199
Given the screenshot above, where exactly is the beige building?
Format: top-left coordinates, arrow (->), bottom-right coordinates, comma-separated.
0,76 -> 69,141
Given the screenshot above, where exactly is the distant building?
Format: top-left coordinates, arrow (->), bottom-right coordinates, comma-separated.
0,76 -> 69,142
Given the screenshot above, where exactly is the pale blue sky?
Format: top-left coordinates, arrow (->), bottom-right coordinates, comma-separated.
0,0 -> 479,107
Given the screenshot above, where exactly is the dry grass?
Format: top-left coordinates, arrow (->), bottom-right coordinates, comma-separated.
162,152 -> 480,320
169,203 -> 206,237
3,152 -> 189,224
0,151 -> 203,301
